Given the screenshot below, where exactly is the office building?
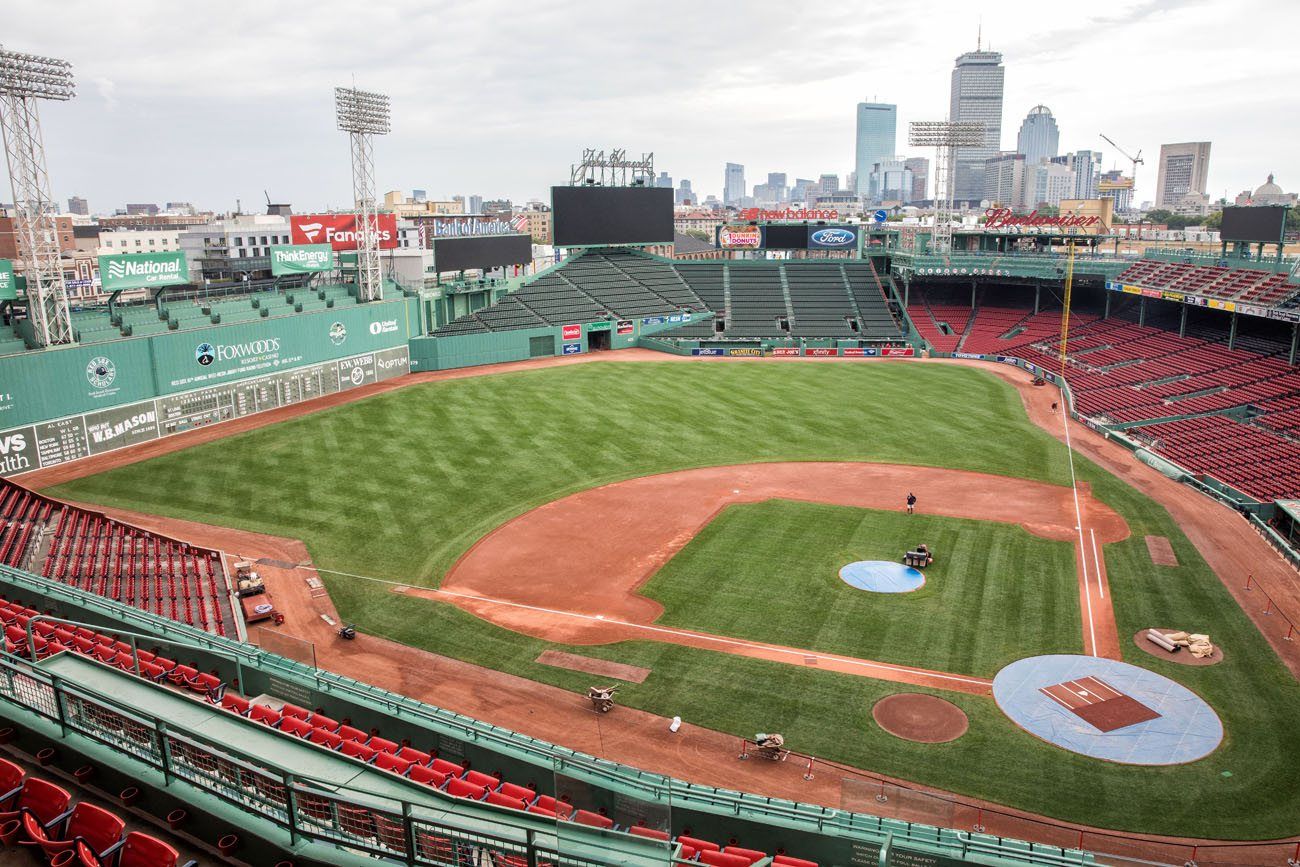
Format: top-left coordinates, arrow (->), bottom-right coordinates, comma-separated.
125,203 -> 160,216
1029,162 -> 1076,208
67,196 -> 89,216
656,172 -> 673,189
817,174 -> 840,195
1099,170 -> 1135,213
1155,142 -> 1211,208
675,180 -> 693,206
790,178 -> 816,204
855,102 -> 897,197
983,153 -> 1028,210
468,195 -> 484,214
869,158 -> 913,203
949,48 -> 1005,202
904,158 -> 930,202
724,163 -> 746,206
1015,106 -> 1059,167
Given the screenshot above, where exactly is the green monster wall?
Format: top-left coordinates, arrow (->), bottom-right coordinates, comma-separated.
0,298 -> 417,477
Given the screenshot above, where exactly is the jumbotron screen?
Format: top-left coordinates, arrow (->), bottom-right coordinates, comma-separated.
1219,206 -> 1288,244
432,234 -> 532,273
551,186 -> 674,246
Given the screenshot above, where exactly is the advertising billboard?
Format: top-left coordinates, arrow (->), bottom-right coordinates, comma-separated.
807,225 -> 859,250
551,186 -> 674,246
269,244 -> 334,276
1220,206 -> 1288,244
762,225 -> 809,249
290,214 -> 399,251
97,251 -> 190,291
432,234 -> 532,273
717,225 -> 762,249
0,260 -> 14,301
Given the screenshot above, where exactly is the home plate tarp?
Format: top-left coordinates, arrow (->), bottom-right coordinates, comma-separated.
992,654 -> 1222,765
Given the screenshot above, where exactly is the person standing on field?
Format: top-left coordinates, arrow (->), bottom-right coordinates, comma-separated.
906,492 -> 916,515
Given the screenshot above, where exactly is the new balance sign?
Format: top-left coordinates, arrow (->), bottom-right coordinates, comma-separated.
270,244 -> 334,276
291,214 -> 399,251
97,252 -> 189,291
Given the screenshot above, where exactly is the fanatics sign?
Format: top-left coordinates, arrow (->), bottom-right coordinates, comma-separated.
291,214 -> 399,251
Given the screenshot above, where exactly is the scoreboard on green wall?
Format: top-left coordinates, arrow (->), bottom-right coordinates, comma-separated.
0,299 -> 416,478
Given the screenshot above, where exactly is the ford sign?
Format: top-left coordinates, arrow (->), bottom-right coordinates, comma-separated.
808,227 -> 857,248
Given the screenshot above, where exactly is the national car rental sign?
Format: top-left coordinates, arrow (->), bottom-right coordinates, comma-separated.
290,214 -> 399,251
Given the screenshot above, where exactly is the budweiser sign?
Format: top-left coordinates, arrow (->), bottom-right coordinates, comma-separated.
983,209 -> 1101,231
739,207 -> 840,221
291,214 -> 400,251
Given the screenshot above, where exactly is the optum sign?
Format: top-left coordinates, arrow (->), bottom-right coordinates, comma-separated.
97,251 -> 190,291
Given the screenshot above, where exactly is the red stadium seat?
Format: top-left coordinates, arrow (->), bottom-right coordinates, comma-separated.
113,830 -> 195,867
277,717 -> 313,738
525,803 -> 556,819
444,778 -> 486,800
629,826 -> 669,841
462,769 -> 497,789
0,777 -> 71,832
335,725 -> 367,743
20,800 -> 124,859
279,703 -> 311,720
496,782 -> 535,803
339,741 -> 376,762
219,694 -> 250,715
530,795 -> 572,819
483,791 -> 526,811
372,752 -> 412,775
773,856 -> 818,867
406,765 -> 447,788
699,851 -> 753,867
367,736 -> 399,754
396,747 -> 431,766
308,714 -> 339,732
307,727 -> 343,750
429,758 -> 463,777
677,835 -> 721,853
571,809 -> 613,829
723,846 -> 767,864
247,705 -> 281,727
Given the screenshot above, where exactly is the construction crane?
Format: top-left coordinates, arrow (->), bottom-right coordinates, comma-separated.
1099,133 -> 1143,181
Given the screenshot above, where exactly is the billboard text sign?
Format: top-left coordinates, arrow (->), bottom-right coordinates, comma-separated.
97,252 -> 190,291
291,214 -> 399,251
561,324 -> 581,340
807,226 -> 859,249
717,225 -> 762,249
0,260 -> 14,301
270,244 -> 334,276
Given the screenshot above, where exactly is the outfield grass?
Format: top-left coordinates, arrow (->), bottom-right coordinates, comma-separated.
44,361 -> 1300,839
641,500 -> 1081,677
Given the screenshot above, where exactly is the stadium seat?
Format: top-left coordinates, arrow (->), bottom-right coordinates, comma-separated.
277,717 -> 313,738
247,705 -> 281,727
0,778 -> 71,843
20,800 -> 124,859
444,778 -> 486,800
279,703 -> 311,720
677,835 -> 721,853
462,769 -> 497,789
429,757 -> 463,777
699,851 -> 753,867
0,759 -> 22,808
525,803 -> 557,819
335,725 -> 367,743
773,856 -> 818,867
723,846 -> 768,864
367,736 -> 399,754
530,795 -> 572,819
629,826 -> 669,841
484,791 -> 527,811
372,752 -> 412,775
396,746 -> 431,766
218,694 -> 250,715
339,741 -> 376,762
308,713 -> 339,732
496,782 -> 534,802
406,764 -> 447,788
571,809 -> 613,829
307,727 -> 343,749
111,831 -> 197,867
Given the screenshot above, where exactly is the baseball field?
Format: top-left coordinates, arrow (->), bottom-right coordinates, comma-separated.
41,359 -> 1300,840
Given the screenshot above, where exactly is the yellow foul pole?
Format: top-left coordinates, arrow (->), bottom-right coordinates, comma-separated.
1059,240 -> 1075,378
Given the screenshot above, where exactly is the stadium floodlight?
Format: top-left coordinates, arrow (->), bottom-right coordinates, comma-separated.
334,86 -> 390,302
909,120 -> 986,254
0,45 -> 76,347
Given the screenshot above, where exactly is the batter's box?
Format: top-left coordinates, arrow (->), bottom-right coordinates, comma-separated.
1039,676 -> 1161,733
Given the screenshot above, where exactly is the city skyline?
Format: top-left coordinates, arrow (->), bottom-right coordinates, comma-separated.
5,0 -> 1297,211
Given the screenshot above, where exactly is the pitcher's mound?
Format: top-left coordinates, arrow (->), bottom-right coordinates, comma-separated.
872,693 -> 968,743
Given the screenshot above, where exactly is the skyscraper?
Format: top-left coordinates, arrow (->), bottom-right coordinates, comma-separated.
724,163 -> 746,206
66,196 -> 88,216
1155,142 -> 1211,208
656,171 -> 673,189
855,102 -> 897,197
1065,150 -> 1101,199
983,153 -> 1028,210
903,158 -> 929,201
1015,106 -> 1059,168
949,48 -> 1005,203
675,180 -> 693,206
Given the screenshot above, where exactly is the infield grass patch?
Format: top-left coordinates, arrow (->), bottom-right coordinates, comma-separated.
641,500 -> 1080,677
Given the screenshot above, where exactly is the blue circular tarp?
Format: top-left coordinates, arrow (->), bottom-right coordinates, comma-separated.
992,654 -> 1222,765
838,560 -> 925,593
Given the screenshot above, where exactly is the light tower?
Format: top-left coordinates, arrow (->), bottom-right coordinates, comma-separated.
908,120 -> 985,254
334,85 -> 390,302
0,46 -> 76,347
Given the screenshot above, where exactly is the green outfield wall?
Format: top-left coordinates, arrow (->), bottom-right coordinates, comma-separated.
0,298 -> 418,478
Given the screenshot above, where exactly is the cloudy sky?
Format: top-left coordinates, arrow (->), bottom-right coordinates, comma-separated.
7,0 -> 1297,213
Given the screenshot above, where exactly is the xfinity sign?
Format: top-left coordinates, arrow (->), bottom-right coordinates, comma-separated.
98,252 -> 190,291
270,244 -> 334,276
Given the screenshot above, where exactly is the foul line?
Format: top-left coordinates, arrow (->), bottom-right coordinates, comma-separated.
1090,528 -> 1104,600
302,563 -> 992,689
1060,395 -> 1098,658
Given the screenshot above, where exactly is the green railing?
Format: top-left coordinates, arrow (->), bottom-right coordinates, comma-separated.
1141,247 -> 1298,274
890,252 -> 1129,282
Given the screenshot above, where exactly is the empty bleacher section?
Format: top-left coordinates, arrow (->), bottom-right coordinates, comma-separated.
841,263 -> 904,339
0,478 -> 233,636
784,264 -> 857,337
432,249 -> 706,336
668,263 -> 726,337
723,267 -> 789,338
1118,258 -> 1299,306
